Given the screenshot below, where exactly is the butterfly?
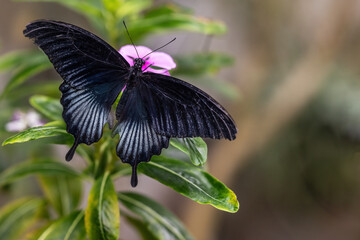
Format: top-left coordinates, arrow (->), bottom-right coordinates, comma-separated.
24,20 -> 237,187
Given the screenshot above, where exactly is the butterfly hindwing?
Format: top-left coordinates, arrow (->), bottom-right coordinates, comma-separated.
60,78 -> 125,160
24,20 -> 129,160
140,73 -> 237,140
112,73 -> 236,186
113,83 -> 170,187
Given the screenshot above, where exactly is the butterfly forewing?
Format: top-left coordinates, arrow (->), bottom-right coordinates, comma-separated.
24,20 -> 129,73
140,73 -> 237,140
24,20 -> 129,160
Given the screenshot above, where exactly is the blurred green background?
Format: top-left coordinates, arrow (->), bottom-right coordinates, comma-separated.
2,0 -> 360,239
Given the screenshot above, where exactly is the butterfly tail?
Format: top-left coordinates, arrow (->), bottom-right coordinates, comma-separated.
66,138 -> 79,161
131,164 -> 138,187
114,119 -> 169,187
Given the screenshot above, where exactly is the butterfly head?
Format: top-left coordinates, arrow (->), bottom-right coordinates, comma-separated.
133,58 -> 145,72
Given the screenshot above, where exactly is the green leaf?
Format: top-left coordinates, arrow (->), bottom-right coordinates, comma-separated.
118,192 -> 194,240
2,122 -> 68,146
36,210 -> 86,240
0,158 -> 82,186
173,53 -> 234,76
38,175 -> 82,216
7,81 -> 60,102
110,164 -> 132,179
30,95 -> 63,121
139,156 -> 239,213
123,214 -> 157,240
144,4 -> 192,18
170,138 -> 207,166
129,7 -> 226,40
1,121 -> 87,160
85,172 -> 120,240
0,50 -> 42,71
25,223 -> 52,240
0,56 -> 51,99
0,51 -> 24,71
102,0 -> 151,17
0,197 -> 46,240
118,0 -> 151,17
16,0 -> 103,21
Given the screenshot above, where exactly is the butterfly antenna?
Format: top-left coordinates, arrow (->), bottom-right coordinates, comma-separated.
123,21 -> 139,58
143,38 -> 176,58
143,63 -> 154,72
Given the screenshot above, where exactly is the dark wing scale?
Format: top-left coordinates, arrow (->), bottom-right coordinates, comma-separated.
24,20 -> 129,160
140,73 -> 237,140
23,20 -> 129,73
113,84 -> 169,187
60,79 -> 125,160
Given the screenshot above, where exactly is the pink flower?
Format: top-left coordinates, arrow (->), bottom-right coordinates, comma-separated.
5,110 -> 45,132
119,45 -> 176,76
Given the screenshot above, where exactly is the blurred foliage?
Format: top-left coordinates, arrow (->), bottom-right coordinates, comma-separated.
240,100 -> 360,211
0,0 -> 239,239
0,51 -> 51,100
34,210 -> 86,240
0,197 -> 47,240
118,192 -> 195,240
173,53 -> 233,76
215,67 -> 360,238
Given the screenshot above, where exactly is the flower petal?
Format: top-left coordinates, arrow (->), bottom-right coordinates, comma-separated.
5,120 -> 26,132
119,45 -> 154,65
26,111 -> 44,127
141,61 -> 151,71
146,68 -> 170,76
136,46 -> 153,58
11,110 -> 23,121
119,45 -> 135,65
148,52 -> 176,70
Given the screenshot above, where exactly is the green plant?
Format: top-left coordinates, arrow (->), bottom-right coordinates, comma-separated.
0,0 -> 239,239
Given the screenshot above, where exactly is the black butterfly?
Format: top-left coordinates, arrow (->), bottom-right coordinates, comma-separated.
24,20 -> 237,187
